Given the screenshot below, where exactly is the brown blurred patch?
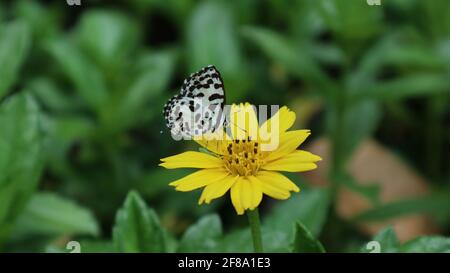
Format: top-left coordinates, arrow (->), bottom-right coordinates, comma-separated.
303,138 -> 439,242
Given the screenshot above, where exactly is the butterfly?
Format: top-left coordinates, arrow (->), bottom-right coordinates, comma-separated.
163,65 -> 226,139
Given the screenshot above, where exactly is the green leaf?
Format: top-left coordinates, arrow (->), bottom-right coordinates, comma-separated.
12,192 -> 99,237
352,192 -> 450,222
216,228 -> 252,253
289,0 -> 327,41
0,93 -> 42,240
108,50 -> 176,130
39,115 -> 93,178
14,0 -> 60,41
374,226 -> 400,249
348,33 -> 399,93
77,10 -> 139,70
382,46 -> 445,70
27,77 -> 83,112
217,227 -> 290,253
400,236 -> 450,253
51,116 -> 94,143
177,214 -> 222,253
131,50 -> 176,97
318,0 -> 382,43
77,240 -> 117,253
137,168 -> 192,198
361,226 -> 399,253
356,73 -> 450,101
112,191 -> 167,253
361,227 -> 450,253
0,21 -> 31,98
45,39 -> 108,111
242,26 -> 334,95
264,188 -> 330,238
348,30 -> 446,99
421,0 -> 450,39
292,222 -> 325,253
335,172 -> 380,205
340,100 -> 381,161
187,1 -> 240,72
187,1 -> 246,100
146,168 -> 222,217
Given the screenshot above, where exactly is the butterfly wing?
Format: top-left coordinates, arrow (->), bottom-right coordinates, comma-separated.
164,65 -> 226,139
181,65 -> 225,105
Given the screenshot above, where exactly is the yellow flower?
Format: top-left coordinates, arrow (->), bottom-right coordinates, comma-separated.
159,103 -> 321,215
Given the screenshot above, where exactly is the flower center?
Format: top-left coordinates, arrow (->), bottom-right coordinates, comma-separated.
222,137 -> 262,176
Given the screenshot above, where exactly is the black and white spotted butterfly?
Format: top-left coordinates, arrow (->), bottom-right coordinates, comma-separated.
163,65 -> 226,139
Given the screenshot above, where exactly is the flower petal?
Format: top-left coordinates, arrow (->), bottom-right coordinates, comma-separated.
263,150 -> 321,172
194,130 -> 229,155
263,161 -> 317,172
241,178 -> 253,210
263,130 -> 311,162
159,151 -> 222,169
254,171 -> 300,200
246,177 -> 263,210
169,168 -> 229,191
199,175 -> 238,204
229,103 -> 259,141
257,106 -> 296,151
230,178 -> 245,215
236,177 -> 263,212
259,106 -> 296,136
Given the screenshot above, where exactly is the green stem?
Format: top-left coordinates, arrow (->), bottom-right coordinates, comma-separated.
329,95 -> 346,198
247,209 -> 263,253
425,96 -> 443,181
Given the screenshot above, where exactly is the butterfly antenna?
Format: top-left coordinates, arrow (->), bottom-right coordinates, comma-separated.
223,107 -> 249,134
224,119 -> 248,134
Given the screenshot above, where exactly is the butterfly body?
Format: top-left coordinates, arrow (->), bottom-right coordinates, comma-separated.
163,65 -> 226,139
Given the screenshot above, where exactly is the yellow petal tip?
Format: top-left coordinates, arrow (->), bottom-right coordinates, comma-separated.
159,162 -> 170,169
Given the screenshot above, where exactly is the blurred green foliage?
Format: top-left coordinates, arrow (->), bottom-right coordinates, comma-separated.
0,0 -> 449,252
